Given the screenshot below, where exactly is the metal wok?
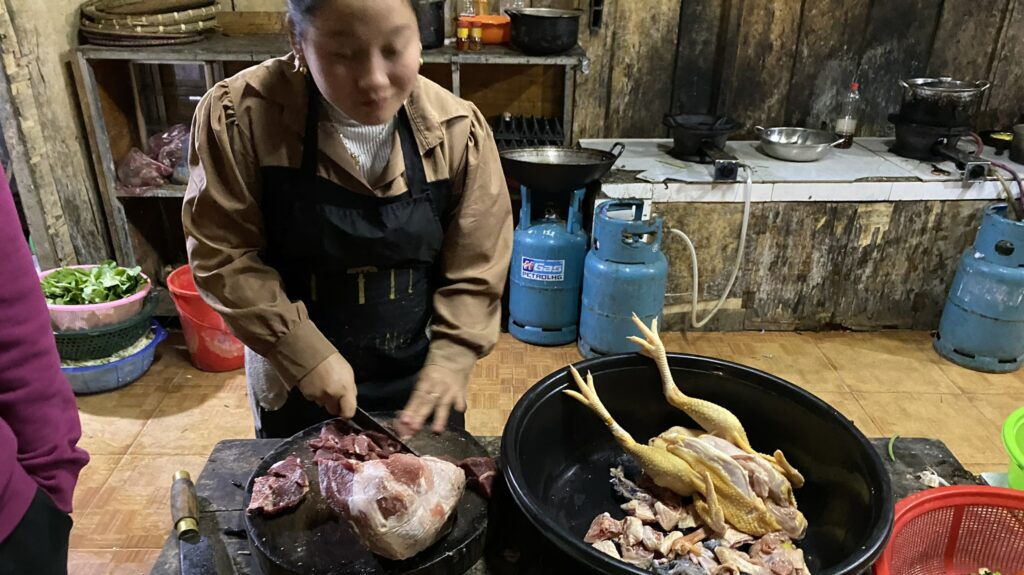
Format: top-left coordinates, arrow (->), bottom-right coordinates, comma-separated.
500,143 -> 625,193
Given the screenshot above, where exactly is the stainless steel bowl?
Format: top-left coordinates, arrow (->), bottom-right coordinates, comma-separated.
755,126 -> 844,162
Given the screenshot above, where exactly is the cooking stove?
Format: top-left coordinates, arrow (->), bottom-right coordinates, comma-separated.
888,84 -> 991,182
667,141 -> 740,181
663,113 -> 742,181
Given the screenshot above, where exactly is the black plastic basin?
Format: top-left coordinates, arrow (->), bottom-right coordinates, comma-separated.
501,353 -> 893,575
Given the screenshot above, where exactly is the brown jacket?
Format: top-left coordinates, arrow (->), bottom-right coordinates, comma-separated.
182,55 -> 513,390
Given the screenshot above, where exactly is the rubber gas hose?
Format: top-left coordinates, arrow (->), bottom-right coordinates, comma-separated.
667,164 -> 753,328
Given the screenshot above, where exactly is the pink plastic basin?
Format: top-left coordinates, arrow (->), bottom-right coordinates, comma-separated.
40,265 -> 152,332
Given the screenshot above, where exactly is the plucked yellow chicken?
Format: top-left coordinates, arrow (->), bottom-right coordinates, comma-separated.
563,313 -> 808,539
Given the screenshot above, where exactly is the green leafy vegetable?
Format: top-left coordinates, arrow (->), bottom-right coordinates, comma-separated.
41,261 -> 146,305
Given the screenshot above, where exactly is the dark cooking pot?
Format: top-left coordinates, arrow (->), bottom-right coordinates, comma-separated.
900,77 -> 990,107
506,8 -> 582,56
415,0 -> 445,50
501,353 -> 894,575
663,113 -> 742,158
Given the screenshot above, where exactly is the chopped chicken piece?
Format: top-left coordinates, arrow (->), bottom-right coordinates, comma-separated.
715,547 -> 771,575
721,527 -> 754,548
622,499 -> 658,523
621,516 -> 644,547
621,543 -> 655,569
749,532 -> 810,575
660,531 -> 685,557
592,539 -> 621,559
654,557 -> 708,575
682,526 -> 709,547
641,525 -> 664,552
584,512 -> 623,544
691,550 -> 720,573
655,500 -> 681,531
679,505 -> 698,529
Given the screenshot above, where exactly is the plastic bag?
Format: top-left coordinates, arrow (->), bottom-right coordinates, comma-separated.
117,147 -> 172,189
146,124 -> 189,167
116,124 -> 191,193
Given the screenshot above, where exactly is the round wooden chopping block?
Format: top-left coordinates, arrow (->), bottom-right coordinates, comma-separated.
244,415 -> 489,575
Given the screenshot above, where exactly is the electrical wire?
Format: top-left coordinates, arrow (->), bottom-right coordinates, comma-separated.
665,164 -> 753,328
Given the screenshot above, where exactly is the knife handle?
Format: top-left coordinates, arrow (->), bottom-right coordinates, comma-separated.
171,470 -> 199,537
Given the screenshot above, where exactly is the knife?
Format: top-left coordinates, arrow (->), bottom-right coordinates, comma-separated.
349,406 -> 421,456
171,470 -> 222,575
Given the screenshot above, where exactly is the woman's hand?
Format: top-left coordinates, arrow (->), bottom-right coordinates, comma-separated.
297,352 -> 357,418
398,364 -> 468,435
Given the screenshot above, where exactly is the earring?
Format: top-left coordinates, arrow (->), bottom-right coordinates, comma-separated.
419,56 -> 424,67
295,57 -> 308,75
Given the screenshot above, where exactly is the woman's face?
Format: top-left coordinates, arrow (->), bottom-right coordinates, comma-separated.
292,0 -> 421,125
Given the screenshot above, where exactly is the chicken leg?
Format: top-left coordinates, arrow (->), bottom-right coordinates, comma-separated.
563,366 -> 702,497
627,314 -> 805,488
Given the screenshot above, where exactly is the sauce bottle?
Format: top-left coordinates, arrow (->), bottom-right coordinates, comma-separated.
469,21 -> 484,51
834,82 -> 862,149
456,18 -> 470,51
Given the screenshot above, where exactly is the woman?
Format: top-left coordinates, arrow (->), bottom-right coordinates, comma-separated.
183,0 -> 513,439
0,164 -> 89,575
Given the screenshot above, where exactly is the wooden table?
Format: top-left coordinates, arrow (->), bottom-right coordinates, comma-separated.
149,436 -> 981,574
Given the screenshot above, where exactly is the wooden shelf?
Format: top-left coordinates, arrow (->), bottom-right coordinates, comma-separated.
73,33 -> 587,278
118,184 -> 186,199
78,34 -> 587,67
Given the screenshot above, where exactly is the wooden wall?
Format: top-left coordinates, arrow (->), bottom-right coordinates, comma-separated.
653,200 -> 983,332
0,0 -> 110,268
673,0 -> 1024,138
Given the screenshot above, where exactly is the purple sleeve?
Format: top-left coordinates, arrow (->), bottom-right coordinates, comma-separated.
0,164 -> 89,541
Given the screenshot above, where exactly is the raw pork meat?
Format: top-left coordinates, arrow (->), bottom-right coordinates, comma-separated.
309,422 -> 404,462
247,456 -> 309,516
318,453 -> 466,560
457,456 -> 498,499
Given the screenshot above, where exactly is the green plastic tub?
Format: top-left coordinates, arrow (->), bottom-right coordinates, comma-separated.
1004,405 -> 1024,490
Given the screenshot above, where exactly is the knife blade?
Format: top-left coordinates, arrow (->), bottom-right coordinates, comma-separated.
171,470 -> 222,575
350,406 -> 420,456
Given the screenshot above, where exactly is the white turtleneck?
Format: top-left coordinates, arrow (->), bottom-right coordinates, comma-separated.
323,97 -> 397,186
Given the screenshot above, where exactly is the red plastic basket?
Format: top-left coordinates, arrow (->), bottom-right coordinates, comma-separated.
874,486 -> 1024,575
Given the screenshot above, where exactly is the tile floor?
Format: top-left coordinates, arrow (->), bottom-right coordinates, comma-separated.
66,329 -> 1024,574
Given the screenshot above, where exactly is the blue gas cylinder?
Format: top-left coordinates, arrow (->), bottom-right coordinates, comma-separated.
935,204 -> 1024,373
579,200 -> 668,358
508,187 -> 588,345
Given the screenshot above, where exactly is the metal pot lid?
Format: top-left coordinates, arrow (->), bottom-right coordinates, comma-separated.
902,77 -> 990,93
504,7 -> 583,17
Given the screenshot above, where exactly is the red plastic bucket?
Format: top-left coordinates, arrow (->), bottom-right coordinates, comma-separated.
166,265 -> 244,372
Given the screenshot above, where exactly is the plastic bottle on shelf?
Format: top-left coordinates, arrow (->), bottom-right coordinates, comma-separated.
834,81 -> 862,149
469,21 -> 484,51
456,18 -> 470,51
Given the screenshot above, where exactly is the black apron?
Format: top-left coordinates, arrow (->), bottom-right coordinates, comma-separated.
256,81 -> 460,438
